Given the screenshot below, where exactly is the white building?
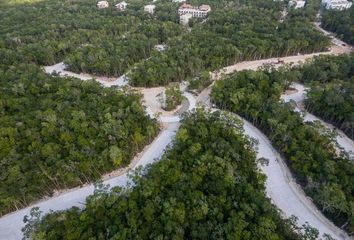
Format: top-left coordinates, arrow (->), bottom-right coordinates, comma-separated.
178,3 -> 211,18
154,44 -> 167,52
172,0 -> 186,3
115,1 -> 128,10
97,1 -> 109,8
322,0 -> 352,9
288,0 -> 306,8
180,13 -> 193,25
144,4 -> 156,14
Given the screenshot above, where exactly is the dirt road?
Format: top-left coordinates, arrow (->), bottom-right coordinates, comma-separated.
1,22 -> 352,240
282,83 -> 354,159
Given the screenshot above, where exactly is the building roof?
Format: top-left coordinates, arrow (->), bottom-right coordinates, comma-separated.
199,4 -> 211,11
116,1 -> 127,6
179,3 -> 211,11
179,3 -> 194,9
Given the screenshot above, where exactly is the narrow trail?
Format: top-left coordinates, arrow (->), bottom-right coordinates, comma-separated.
239,114 -> 349,240
44,62 -> 129,87
281,83 -> 354,159
0,124 -> 179,240
1,22 -> 353,240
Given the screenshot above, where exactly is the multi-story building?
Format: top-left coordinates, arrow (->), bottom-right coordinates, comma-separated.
97,1 -> 109,8
144,4 -> 156,14
322,0 -> 352,9
178,3 -> 211,18
115,1 -> 128,10
288,0 -> 306,8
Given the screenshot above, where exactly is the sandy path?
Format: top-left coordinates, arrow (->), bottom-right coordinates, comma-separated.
44,62 -> 128,87
0,123 -> 179,240
0,82 -> 197,240
1,21 -> 352,240
282,83 -> 354,159
240,115 -> 350,240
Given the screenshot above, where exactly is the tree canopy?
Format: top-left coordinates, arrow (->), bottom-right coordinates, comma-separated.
24,111 -> 315,240
0,0 -> 330,86
128,1 -> 330,86
321,7 -> 354,45
0,64 -> 159,216
211,68 -> 354,234
297,53 -> 354,140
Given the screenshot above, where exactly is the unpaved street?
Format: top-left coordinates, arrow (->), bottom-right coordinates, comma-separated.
282,83 -> 354,159
1,22 -> 352,240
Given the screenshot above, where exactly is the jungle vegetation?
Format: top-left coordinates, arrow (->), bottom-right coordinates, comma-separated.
211,68 -> 354,234
23,111 -> 319,240
0,0 -> 330,85
298,53 -> 354,140
0,64 -> 159,216
161,85 -> 183,111
321,7 -> 354,45
128,1 -> 330,86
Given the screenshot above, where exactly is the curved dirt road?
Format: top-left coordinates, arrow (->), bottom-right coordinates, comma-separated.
0,68 -> 198,239
0,124 -> 179,240
44,62 -> 129,87
282,83 -> 354,158
240,115 -> 350,239
1,23 -> 352,240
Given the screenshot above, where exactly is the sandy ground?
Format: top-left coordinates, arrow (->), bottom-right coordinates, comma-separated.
140,87 -> 183,117
0,123 -> 179,240
44,62 -> 129,87
140,85 -> 197,123
210,23 -> 352,80
282,83 -> 354,159
1,22 -> 353,240
240,115 -> 350,240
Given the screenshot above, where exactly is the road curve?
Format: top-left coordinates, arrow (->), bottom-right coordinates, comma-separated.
0,69 -> 198,239
0,124 -> 179,240
3,23 -> 352,240
239,115 -> 350,240
44,62 -> 129,87
281,83 -> 354,159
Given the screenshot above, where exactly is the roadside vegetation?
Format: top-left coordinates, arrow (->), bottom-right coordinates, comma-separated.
321,7 -> 354,44
0,0 -> 330,85
0,0 -> 183,75
298,53 -> 354,140
211,68 -> 354,234
128,1 -> 330,86
287,0 -> 321,21
0,64 -> 159,216
158,85 -> 183,111
23,111 -> 318,240
188,71 -> 213,93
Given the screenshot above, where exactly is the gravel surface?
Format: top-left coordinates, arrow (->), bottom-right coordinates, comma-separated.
0,124 -> 179,240
282,83 -> 354,159
1,23 -> 352,240
240,116 -> 350,240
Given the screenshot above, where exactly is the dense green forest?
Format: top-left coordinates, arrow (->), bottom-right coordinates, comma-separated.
159,85 -> 183,111
24,111 -> 318,240
0,0 -> 183,75
0,64 -> 159,216
0,0 -> 330,85
287,0 -> 321,21
297,53 -> 354,140
211,69 -> 354,234
128,1 -> 330,86
321,7 -> 354,44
